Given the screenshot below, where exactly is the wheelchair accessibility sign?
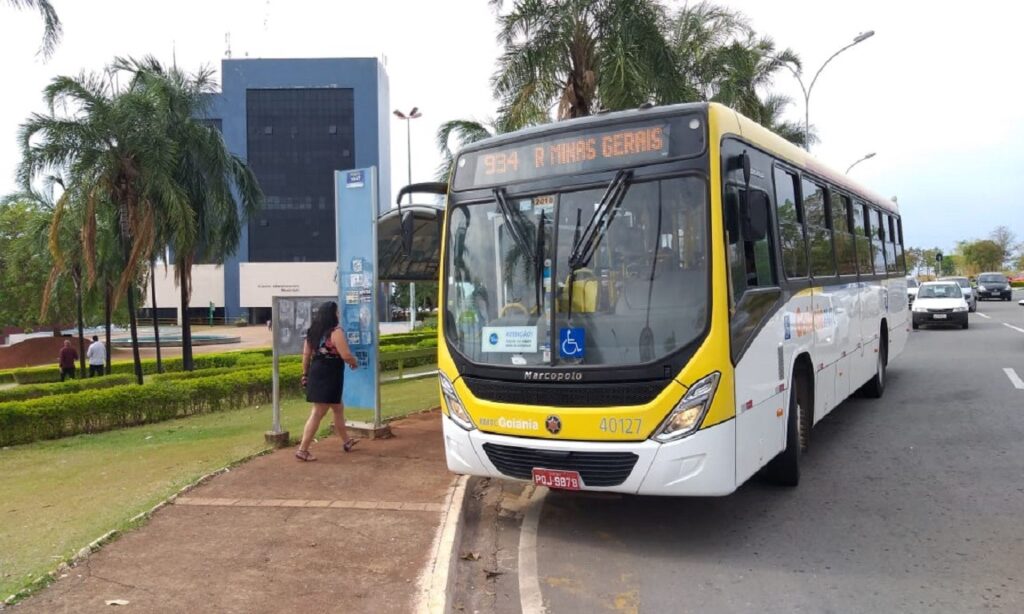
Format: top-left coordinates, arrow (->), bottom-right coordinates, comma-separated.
559,327 -> 585,359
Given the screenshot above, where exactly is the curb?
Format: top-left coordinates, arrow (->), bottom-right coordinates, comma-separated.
2,448 -> 274,609
415,474 -> 470,614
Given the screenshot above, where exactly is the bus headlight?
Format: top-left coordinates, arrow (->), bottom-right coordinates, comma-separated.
439,372 -> 475,431
652,372 -> 720,443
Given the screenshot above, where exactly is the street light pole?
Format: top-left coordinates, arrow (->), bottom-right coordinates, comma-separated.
846,152 -> 876,174
393,107 -> 422,328
777,30 -> 875,150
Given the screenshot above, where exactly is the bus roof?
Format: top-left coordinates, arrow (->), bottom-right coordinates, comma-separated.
456,101 -> 898,214
708,102 -> 898,214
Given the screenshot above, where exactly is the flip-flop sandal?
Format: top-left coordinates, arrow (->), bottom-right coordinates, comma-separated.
295,449 -> 317,462
343,439 -> 359,453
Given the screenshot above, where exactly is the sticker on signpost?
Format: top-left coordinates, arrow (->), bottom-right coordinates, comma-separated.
346,170 -> 364,189
559,327 -> 585,359
482,326 -> 538,353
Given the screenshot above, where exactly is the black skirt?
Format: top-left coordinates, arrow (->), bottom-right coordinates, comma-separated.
305,355 -> 344,404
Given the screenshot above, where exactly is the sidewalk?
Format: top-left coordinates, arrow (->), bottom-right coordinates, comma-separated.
13,411 -> 453,614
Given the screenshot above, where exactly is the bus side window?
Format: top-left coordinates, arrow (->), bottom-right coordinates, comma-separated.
724,184 -> 775,300
872,209 -> 887,275
886,215 -> 900,274
802,179 -> 835,278
896,217 -> 907,273
831,192 -> 857,276
852,201 -> 873,275
773,168 -> 807,278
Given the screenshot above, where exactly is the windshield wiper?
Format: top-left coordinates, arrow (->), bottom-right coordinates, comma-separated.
493,187 -> 536,273
567,169 -> 633,272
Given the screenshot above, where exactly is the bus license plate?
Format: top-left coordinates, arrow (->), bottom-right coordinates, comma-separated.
933,314 -> 947,320
532,468 -> 581,490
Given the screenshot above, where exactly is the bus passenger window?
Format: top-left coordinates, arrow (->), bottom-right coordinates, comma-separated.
831,192 -> 857,276
802,179 -> 835,278
773,168 -> 807,278
872,209 -> 887,275
853,202 -> 874,275
896,218 -> 907,273
886,215 -> 900,274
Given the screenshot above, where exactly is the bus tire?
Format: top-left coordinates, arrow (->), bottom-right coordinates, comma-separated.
860,329 -> 887,399
765,371 -> 811,487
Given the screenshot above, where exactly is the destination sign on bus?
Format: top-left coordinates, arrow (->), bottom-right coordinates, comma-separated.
454,121 -> 674,189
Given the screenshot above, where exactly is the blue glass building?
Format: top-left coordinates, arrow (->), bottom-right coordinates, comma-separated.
201,57 -> 391,322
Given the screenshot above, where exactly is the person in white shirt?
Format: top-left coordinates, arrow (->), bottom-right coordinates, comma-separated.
86,335 -> 106,377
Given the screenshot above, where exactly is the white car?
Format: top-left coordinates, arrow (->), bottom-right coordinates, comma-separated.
911,281 -> 970,330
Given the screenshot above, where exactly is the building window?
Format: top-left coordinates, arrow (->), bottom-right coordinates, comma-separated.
246,88 -> 356,262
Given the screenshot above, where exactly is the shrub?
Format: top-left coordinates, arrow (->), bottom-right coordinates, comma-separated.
5,349 -> 271,385
0,364 -> 304,447
150,365 -> 270,383
0,372 -> 14,385
1011,280 -> 1024,288
0,375 -> 135,403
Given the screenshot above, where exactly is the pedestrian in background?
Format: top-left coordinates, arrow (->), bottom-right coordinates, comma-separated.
58,339 -> 77,381
87,335 -> 106,377
295,301 -> 359,461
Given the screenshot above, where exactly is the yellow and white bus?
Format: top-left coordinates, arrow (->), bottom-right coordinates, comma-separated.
398,102 -> 908,495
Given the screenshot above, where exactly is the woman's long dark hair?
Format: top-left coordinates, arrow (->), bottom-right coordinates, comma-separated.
306,301 -> 339,347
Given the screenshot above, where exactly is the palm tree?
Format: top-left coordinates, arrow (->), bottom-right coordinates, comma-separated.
435,119 -> 498,181
667,2 -> 811,147
7,181 -> 92,376
117,57 -> 262,371
19,68 -> 196,384
6,0 -> 61,57
490,0 -> 682,130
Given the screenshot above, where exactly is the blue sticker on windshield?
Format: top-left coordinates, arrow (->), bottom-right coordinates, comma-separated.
559,327 -> 585,359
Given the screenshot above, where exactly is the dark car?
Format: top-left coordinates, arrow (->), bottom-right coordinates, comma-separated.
976,272 -> 1012,301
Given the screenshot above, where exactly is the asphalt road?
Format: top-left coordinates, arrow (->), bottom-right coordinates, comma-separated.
455,292 -> 1024,614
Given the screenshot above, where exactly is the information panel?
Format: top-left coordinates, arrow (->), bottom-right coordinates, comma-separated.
335,167 -> 380,421
272,296 -> 337,356
452,117 -> 705,190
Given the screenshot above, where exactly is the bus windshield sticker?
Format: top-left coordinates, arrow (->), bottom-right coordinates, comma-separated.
559,327 -> 585,359
482,326 -> 539,353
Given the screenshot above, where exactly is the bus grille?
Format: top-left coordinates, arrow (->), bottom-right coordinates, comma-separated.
462,377 -> 669,407
482,443 -> 639,487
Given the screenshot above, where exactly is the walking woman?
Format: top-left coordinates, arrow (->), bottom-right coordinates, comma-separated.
296,301 -> 359,461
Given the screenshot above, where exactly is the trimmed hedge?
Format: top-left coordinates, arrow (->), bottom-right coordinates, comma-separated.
0,337 -> 437,386
0,364 -> 304,447
379,332 -> 435,347
0,375 -> 135,403
1011,280 -> 1024,288
4,349 -> 272,385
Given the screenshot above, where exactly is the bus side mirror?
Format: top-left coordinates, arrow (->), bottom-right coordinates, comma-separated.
742,191 -> 770,242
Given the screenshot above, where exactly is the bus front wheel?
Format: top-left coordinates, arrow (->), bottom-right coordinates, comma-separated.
765,372 -> 811,487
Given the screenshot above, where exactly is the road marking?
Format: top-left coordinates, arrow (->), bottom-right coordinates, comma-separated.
1003,323 -> 1024,334
976,313 -> 991,319
519,485 -> 548,614
1004,368 -> 1024,390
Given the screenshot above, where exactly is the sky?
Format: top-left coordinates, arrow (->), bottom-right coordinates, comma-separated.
1,0 -> 1022,254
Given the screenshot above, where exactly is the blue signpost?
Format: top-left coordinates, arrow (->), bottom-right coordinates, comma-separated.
335,167 -> 381,427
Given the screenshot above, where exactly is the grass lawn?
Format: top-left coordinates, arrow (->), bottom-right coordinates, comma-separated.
0,375 -> 439,600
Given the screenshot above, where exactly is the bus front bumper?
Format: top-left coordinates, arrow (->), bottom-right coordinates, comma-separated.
442,415 -> 737,496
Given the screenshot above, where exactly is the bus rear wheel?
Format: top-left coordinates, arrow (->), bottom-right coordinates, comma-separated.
860,331 -> 887,399
765,373 -> 810,487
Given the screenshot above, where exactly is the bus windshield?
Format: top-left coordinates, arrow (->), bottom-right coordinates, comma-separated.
444,175 -> 708,367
